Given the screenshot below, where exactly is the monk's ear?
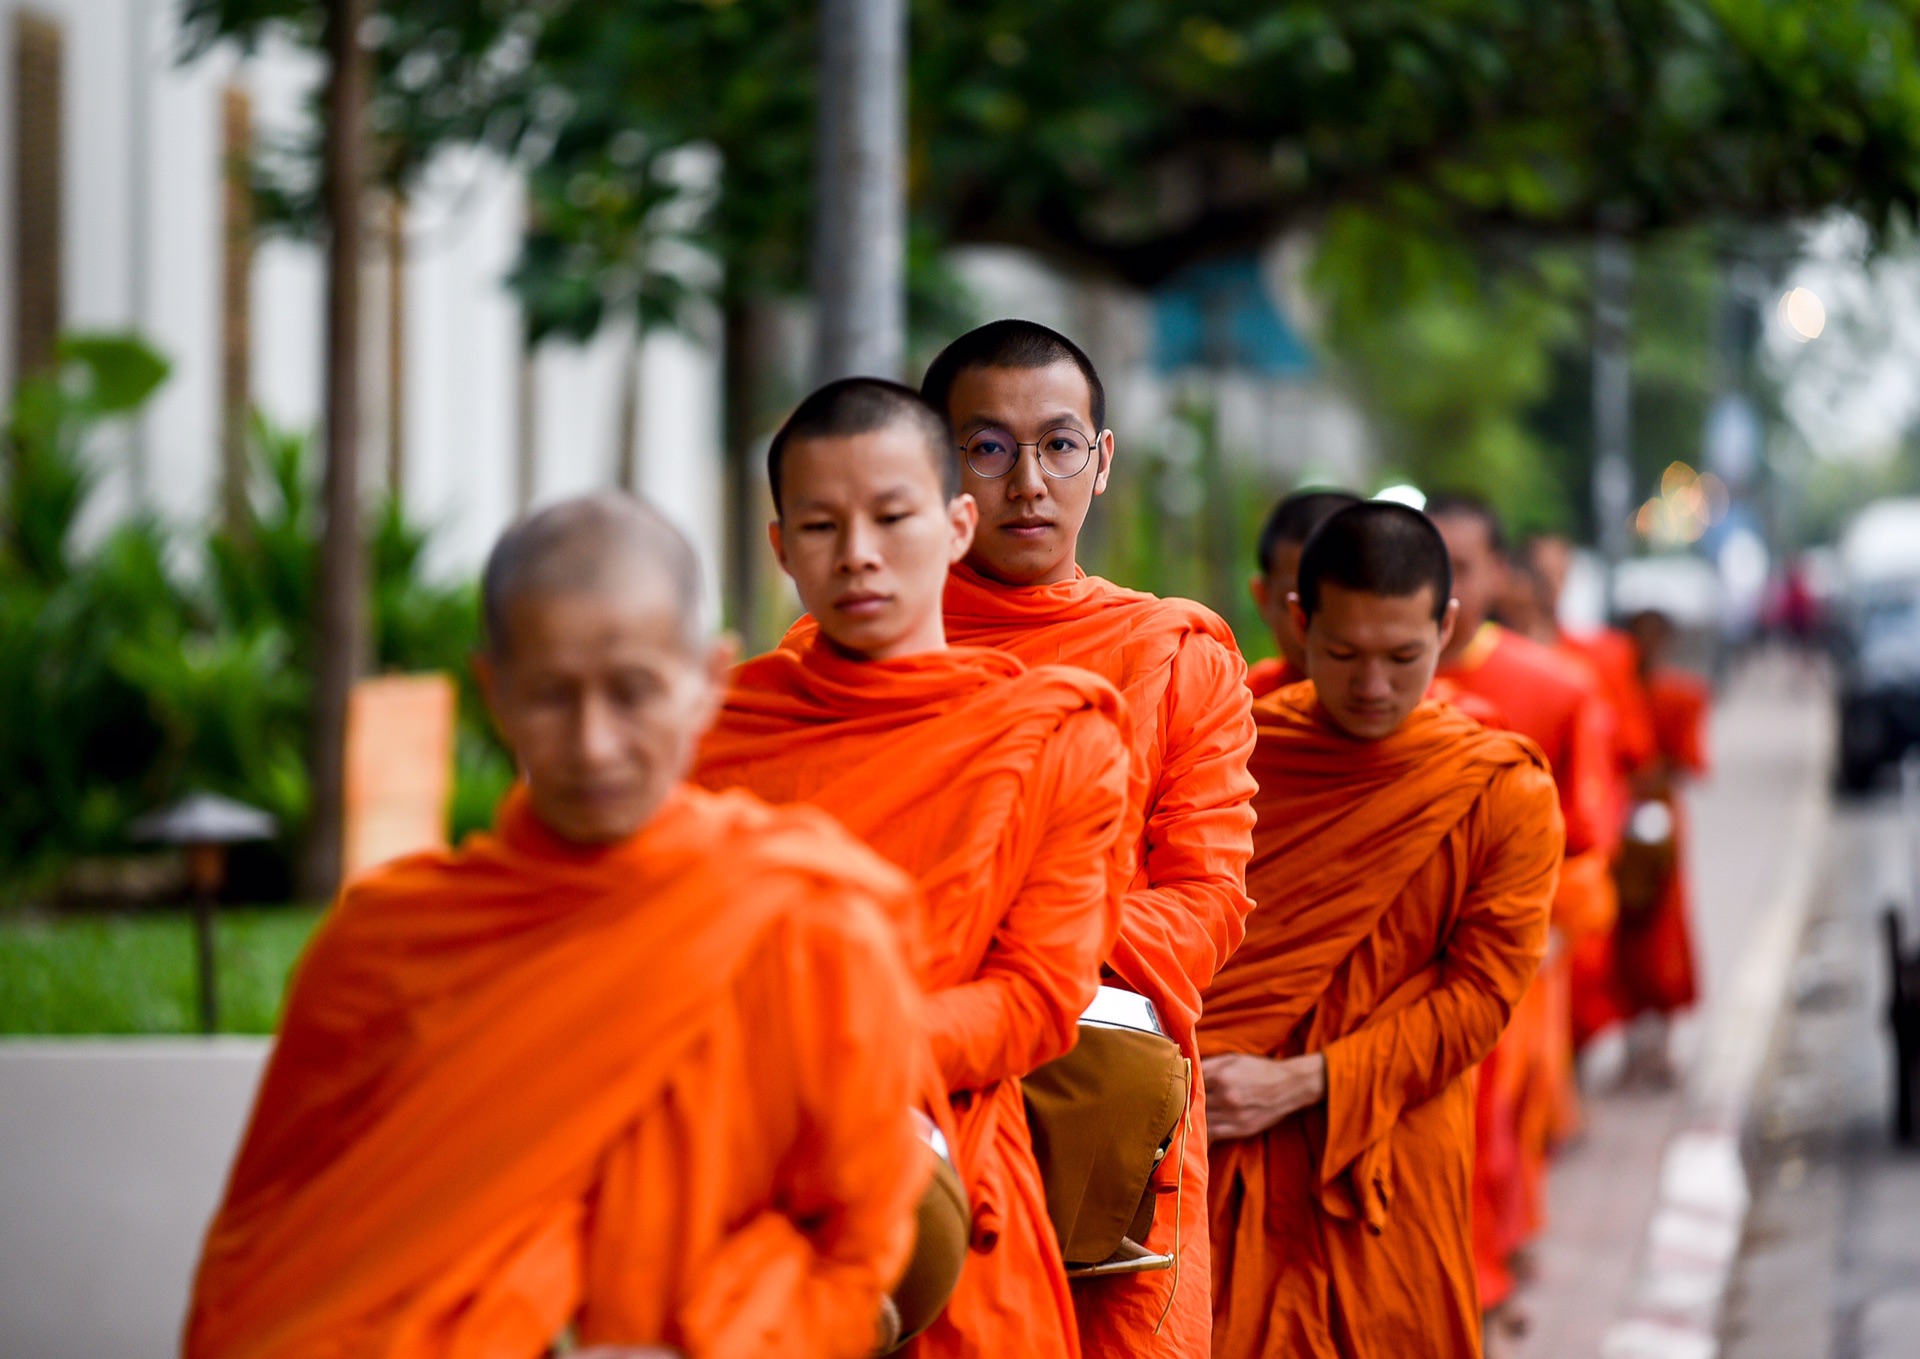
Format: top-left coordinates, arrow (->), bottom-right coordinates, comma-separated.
1091,430 -> 1114,496
1437,597 -> 1462,653
767,518 -> 788,575
1249,574 -> 1271,612
1286,592 -> 1309,640
471,649 -> 509,741
705,632 -> 741,690
947,492 -> 979,563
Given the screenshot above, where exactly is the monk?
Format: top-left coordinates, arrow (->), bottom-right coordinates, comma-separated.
185,493 -> 930,1359
1200,502 -> 1563,1359
1247,489 -> 1362,698
1614,607 -> 1710,1085
1524,534 -> 1660,1049
1427,495 -> 1614,1321
694,377 -> 1130,1359
915,319 -> 1258,1357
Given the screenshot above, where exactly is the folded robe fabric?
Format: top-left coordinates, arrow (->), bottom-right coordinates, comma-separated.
186,785 -> 929,1359
1245,656 -> 1301,700
938,562 -> 1258,1359
693,639 -> 1130,1359
1200,686 -> 1562,1359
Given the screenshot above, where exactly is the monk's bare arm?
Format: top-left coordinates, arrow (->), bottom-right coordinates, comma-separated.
677,895 -> 927,1359
1318,763 -> 1563,1178
922,709 -> 1128,1092
1119,636 -> 1257,993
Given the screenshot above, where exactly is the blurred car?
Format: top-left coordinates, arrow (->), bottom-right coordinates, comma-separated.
1833,500 -> 1920,791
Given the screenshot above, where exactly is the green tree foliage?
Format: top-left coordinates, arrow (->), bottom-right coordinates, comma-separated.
0,345 -> 510,895
187,0 -> 1920,306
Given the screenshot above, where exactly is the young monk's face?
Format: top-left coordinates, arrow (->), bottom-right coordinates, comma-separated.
945,362 -> 1113,588
1432,512 -> 1501,657
1249,542 -> 1307,670
770,424 -> 978,661
1291,582 -> 1459,741
476,584 -> 734,843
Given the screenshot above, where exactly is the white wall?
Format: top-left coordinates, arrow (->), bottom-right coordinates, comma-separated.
0,1040 -> 268,1359
0,3 -> 727,590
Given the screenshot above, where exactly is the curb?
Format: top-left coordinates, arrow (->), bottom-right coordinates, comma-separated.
1598,769 -> 1831,1359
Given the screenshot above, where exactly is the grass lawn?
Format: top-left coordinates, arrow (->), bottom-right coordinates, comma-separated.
0,906 -> 324,1034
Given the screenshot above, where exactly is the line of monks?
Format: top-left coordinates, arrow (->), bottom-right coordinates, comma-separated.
182,320 -> 1709,1359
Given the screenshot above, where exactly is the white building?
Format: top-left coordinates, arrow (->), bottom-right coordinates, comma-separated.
0,0 -> 726,590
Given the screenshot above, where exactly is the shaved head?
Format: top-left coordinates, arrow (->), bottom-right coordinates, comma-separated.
482,492 -> 703,655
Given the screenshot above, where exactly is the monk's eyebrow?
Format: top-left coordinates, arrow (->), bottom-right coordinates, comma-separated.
961,409 -> 1088,433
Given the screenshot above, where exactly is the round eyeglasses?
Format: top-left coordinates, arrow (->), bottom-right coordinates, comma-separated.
959,427 -> 1103,480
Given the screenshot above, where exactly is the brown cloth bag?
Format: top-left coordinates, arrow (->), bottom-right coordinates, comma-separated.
1023,993 -> 1190,1270
884,1116 -> 970,1352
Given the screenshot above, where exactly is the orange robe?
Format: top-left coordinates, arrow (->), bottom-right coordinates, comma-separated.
693,639 -> 1130,1359
1614,668 -> 1710,1016
1246,655 -> 1302,699
1200,686 -> 1562,1358
186,785 -> 927,1359
1556,628 -> 1659,1047
940,562 -> 1258,1358
1439,623 -> 1613,1294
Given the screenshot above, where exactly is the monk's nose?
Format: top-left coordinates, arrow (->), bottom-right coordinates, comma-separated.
1006,448 -> 1049,502
836,521 -> 886,577
575,691 -> 625,765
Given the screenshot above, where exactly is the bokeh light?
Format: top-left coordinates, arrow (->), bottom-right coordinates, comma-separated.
1635,461 -> 1730,547
1779,286 -> 1827,341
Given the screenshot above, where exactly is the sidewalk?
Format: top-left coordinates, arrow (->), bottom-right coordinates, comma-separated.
1511,656 -> 1832,1359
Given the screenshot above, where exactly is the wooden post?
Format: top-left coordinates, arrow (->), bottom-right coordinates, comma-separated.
300,0 -> 371,903
12,11 -> 63,382
220,84 -> 254,535
386,192 -> 407,496
515,334 -> 538,513
184,843 -> 225,1034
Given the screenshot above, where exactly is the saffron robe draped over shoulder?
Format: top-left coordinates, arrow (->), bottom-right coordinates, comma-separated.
1245,656 -> 1301,700
186,785 -> 928,1359
935,563 -> 1257,1358
1200,686 -> 1563,1359
693,640 -> 1130,1359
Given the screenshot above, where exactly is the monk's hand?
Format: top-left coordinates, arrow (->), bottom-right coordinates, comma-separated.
1202,1052 -> 1328,1141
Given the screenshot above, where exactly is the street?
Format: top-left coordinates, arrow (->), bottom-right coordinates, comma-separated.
1722,755 -> 1920,1357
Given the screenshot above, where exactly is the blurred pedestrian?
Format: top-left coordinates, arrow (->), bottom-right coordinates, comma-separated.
1613,609 -> 1711,1085
1428,497 -> 1616,1337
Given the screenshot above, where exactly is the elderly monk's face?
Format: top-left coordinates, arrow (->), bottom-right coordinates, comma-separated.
1432,512 -> 1501,657
945,362 -> 1113,588
1291,582 -> 1459,741
1249,542 -> 1307,671
476,585 -> 733,843
771,424 -> 978,661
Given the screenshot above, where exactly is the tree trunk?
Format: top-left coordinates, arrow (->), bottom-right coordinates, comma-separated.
299,0 -> 370,904
811,0 -> 906,384
722,298 -> 762,644
515,334 -> 539,513
386,192 -> 407,497
1592,232 -> 1634,573
219,84 -> 253,536
616,319 -> 643,493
